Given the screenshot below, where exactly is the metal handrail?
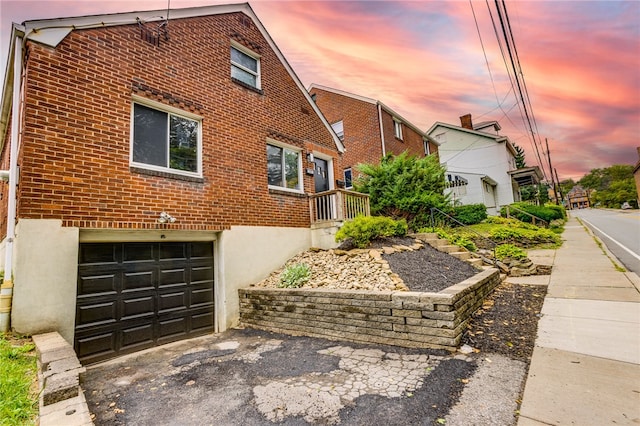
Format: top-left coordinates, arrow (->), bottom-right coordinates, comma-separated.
504,205 -> 548,227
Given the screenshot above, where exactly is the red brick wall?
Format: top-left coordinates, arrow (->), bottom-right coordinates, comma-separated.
14,12 -> 339,230
310,87 -> 439,185
380,109 -> 428,159
309,88 -> 382,181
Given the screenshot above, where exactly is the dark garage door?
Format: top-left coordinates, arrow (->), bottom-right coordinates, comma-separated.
75,241 -> 214,364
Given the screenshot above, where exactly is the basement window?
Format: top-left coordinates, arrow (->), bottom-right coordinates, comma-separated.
131,98 -> 202,177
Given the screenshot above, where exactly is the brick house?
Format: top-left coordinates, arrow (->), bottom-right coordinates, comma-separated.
308,84 -> 439,188
0,4 -> 348,363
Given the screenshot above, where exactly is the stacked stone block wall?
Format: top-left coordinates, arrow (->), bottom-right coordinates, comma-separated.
239,268 -> 500,350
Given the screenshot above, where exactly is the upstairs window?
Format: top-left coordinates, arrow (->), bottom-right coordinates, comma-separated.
424,138 -> 431,155
267,142 -> 302,192
231,43 -> 260,89
331,120 -> 344,140
393,119 -> 403,140
131,100 -> 201,176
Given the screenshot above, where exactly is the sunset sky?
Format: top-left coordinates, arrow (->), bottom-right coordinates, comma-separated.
1,0 -> 638,181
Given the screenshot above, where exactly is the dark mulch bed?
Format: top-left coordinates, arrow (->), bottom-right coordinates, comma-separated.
376,237 -> 480,292
461,281 -> 547,361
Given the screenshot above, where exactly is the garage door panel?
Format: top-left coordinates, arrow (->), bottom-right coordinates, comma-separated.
191,311 -> 214,332
121,296 -> 155,321
191,265 -> 214,283
159,268 -> 187,287
76,241 -> 214,364
159,243 -> 187,260
75,332 -> 117,361
76,301 -> 117,328
121,323 -> 155,349
77,273 -> 118,296
123,243 -> 155,262
191,287 -> 214,307
158,291 -> 188,313
122,271 -> 156,292
157,316 -> 188,340
191,242 -> 214,258
79,243 -> 118,264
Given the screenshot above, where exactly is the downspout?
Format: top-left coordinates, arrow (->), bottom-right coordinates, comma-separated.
0,34 -> 23,333
377,103 -> 386,157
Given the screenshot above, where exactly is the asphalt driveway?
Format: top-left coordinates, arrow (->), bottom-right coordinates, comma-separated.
81,328 -> 524,425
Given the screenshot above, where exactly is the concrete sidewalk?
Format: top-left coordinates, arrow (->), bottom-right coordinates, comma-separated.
518,217 -> 640,425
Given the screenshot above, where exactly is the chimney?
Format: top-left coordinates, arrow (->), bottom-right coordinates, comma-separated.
460,114 -> 473,129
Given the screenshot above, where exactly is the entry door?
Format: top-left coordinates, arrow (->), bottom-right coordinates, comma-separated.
314,158 -> 330,193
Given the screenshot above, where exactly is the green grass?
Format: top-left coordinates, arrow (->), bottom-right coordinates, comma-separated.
0,334 -> 38,425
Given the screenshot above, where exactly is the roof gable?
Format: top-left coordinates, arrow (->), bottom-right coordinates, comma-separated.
310,83 -> 437,145
2,3 -> 345,153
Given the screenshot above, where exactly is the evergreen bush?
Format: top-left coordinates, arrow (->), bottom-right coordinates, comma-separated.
335,215 -> 408,248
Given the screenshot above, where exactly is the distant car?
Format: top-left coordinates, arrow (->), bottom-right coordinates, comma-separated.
621,202 -> 631,210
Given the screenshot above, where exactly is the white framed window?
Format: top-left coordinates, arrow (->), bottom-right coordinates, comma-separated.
267,140 -> 303,193
424,138 -> 430,155
130,97 -> 202,177
393,119 -> 403,140
231,42 -> 261,89
331,120 -> 344,140
344,168 -> 353,189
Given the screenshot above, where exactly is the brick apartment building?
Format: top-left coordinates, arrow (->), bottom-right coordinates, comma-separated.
308,84 -> 439,188
0,4 -> 345,363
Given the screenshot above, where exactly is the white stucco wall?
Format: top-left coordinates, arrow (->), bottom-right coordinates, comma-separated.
12,219 -> 79,344
8,221 -> 312,346
218,225 -> 311,331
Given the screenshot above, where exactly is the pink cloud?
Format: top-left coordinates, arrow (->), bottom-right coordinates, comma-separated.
1,0 -> 638,181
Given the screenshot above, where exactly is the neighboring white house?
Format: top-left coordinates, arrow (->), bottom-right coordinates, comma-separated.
427,114 -> 521,215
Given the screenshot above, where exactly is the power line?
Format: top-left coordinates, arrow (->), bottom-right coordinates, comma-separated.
484,0 -> 543,178
494,0 -> 551,182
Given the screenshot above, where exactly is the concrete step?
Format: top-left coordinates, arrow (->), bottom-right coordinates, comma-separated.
411,232 -> 439,241
466,258 -> 484,268
450,251 -> 472,261
437,245 -> 461,254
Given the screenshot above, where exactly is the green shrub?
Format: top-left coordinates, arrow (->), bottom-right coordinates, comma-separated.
336,215 -> 408,248
435,228 -> 477,252
544,203 -> 567,219
489,225 -> 560,246
452,204 -> 487,225
278,263 -> 311,288
354,152 -> 449,228
495,244 -> 528,260
501,202 -> 565,224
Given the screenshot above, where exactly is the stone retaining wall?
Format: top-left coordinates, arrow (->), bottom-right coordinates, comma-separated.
239,268 -> 500,350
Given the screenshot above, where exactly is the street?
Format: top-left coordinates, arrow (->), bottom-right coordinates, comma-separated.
569,208 -> 640,275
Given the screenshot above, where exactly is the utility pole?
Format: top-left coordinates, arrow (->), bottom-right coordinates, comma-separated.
545,138 -> 560,205
554,168 -> 564,206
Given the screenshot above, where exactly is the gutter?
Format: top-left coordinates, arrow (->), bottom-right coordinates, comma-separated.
377,103 -> 386,157
0,30 -> 24,333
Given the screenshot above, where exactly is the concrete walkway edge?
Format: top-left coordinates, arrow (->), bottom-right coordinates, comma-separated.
518,216 -> 640,425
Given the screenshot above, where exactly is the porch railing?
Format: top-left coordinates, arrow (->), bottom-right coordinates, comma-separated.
309,189 -> 370,223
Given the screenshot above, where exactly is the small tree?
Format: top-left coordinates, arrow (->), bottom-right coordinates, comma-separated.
355,152 -> 449,229
512,143 -> 527,169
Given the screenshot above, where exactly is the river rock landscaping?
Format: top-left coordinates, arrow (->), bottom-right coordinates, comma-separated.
252,237 -> 480,292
